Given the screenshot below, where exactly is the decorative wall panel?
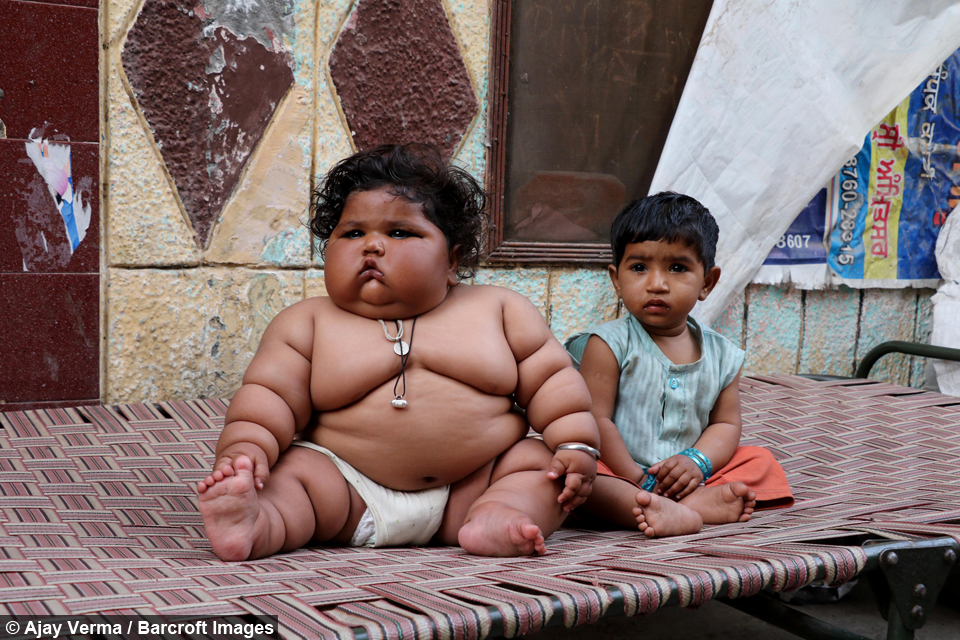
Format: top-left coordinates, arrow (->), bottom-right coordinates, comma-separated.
122,0 -> 296,246
329,0 -> 478,158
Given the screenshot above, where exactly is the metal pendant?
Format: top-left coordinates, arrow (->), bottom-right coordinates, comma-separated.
394,341 -> 410,356
390,397 -> 408,409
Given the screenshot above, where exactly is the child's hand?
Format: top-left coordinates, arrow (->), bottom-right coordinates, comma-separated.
214,443 -> 271,490
647,454 -> 702,500
547,449 -> 597,512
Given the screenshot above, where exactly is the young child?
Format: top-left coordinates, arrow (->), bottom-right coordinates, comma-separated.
565,192 -> 793,538
196,144 -> 600,560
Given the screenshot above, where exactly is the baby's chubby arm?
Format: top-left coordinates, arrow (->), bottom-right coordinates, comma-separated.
578,336 -> 646,483
502,291 -> 600,511
650,369 -> 743,499
211,301 -> 316,489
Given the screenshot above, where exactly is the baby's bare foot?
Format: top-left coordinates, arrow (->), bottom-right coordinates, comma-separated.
197,456 -> 264,561
632,490 -> 703,538
458,502 -> 546,557
680,482 -> 756,525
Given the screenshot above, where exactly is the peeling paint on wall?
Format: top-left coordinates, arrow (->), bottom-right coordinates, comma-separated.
15,172 -> 74,272
259,227 -> 309,265
122,0 -> 295,247
23,132 -> 92,257
196,0 -> 295,54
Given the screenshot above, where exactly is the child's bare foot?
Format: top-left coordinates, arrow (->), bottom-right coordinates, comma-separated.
632,490 -> 703,537
458,502 -> 547,556
680,482 -> 756,525
197,456 -> 264,561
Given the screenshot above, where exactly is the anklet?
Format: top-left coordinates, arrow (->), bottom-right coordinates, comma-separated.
556,443 -> 601,459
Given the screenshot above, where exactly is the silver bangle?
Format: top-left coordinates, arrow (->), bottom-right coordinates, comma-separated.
556,443 -> 601,460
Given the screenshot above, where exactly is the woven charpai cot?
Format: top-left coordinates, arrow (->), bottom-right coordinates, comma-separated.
1,375 -> 959,639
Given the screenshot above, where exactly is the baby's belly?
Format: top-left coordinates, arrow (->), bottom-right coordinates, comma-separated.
306,370 -> 528,491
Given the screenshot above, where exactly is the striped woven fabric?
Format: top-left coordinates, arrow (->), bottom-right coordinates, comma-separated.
1,376 -> 959,639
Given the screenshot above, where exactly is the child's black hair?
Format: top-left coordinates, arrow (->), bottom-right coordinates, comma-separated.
610,191 -> 719,270
310,143 -> 488,279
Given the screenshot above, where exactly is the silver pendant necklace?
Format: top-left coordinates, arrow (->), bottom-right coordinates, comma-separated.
378,317 -> 417,408
378,319 -> 410,356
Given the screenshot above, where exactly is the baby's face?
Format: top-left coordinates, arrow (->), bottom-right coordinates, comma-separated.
609,239 -> 719,337
324,187 -> 459,319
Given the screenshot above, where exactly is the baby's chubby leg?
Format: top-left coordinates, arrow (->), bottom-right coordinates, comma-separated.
457,438 -> 566,556
581,477 -> 702,537
580,475 -> 648,529
632,491 -> 702,537
197,445 -> 364,561
678,481 -> 756,525
433,459 -> 496,546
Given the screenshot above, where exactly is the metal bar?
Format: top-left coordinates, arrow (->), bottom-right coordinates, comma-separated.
860,536 -> 959,569
720,594 -> 874,640
855,341 -> 960,378
885,602 -> 914,640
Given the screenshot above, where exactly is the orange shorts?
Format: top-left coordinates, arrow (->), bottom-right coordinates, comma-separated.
597,445 -> 794,510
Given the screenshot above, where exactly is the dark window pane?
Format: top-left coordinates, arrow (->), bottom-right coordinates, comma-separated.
503,1 -> 712,245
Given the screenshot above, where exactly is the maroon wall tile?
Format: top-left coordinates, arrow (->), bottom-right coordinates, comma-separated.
0,0 -> 99,142
0,273 -> 99,403
329,0 -> 478,158
0,139 -> 99,274
122,0 -> 294,247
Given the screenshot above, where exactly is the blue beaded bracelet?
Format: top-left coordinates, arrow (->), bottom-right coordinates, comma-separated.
679,447 -> 713,480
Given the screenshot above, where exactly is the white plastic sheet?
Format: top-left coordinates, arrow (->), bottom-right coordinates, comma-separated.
650,0 -> 960,324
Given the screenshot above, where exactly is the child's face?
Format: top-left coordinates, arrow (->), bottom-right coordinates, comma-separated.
324,187 -> 460,319
608,239 -> 720,336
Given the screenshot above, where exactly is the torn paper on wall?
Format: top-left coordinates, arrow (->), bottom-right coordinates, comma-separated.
823,50 -> 960,289
649,0 -> 960,325
25,131 -> 91,253
752,187 -> 832,289
755,46 -> 960,290
930,206 -> 960,396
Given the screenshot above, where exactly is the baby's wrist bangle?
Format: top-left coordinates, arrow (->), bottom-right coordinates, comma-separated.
556,443 -> 601,460
640,472 -> 657,491
679,447 -> 712,479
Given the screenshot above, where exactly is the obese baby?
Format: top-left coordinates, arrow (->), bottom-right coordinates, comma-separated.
197,144 -> 601,560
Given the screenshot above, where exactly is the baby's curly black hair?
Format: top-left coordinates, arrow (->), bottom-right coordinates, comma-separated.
310,143 -> 488,279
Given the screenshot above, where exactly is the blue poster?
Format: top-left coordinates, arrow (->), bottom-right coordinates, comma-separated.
763,189 -> 828,265
826,49 -> 960,282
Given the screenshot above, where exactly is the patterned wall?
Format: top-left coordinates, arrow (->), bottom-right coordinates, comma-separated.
0,0 -> 937,408
101,0 -> 491,403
